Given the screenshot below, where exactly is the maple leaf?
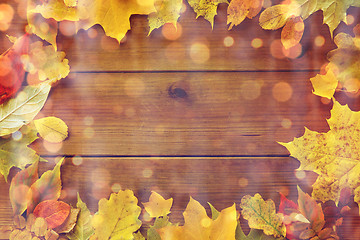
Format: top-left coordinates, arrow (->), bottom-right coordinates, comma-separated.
143,191 -> 173,218
67,193 -> 94,240
327,33 -> 360,92
0,127 -> 45,181
310,69 -> 338,99
279,100 -> 360,213
187,0 -> 228,28
92,189 -> 142,240
0,83 -> 51,136
148,0 -> 183,34
157,197 -> 237,240
240,193 -> 286,238
227,0 -> 263,30
34,117 -> 68,143
27,158 -> 64,214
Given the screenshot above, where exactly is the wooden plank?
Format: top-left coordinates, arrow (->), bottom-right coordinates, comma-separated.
31,71 -> 332,156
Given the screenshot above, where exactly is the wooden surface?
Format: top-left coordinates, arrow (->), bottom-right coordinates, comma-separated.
1,1 -> 360,239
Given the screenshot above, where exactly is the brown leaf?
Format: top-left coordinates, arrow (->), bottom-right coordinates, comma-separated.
299,229 -> 315,239
281,16 -> 304,49
45,229 -> 59,240
54,208 -> 80,233
9,228 -> 32,240
33,200 -> 71,229
0,225 -> 13,239
14,215 -> 26,229
31,217 -> 47,237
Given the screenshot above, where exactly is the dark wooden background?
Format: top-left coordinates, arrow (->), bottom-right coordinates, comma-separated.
1,0 -> 360,239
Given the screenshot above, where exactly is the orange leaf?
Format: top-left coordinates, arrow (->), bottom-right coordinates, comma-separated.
33,200 -> 71,229
247,0 -> 264,19
281,16 -> 304,49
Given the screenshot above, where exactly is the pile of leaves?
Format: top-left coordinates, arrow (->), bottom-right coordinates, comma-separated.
1,0 -> 360,239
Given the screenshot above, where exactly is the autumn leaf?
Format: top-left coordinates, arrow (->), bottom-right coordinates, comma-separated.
0,127 -> 45,181
259,4 -> 293,30
143,191 -> 173,218
147,216 -> 172,240
240,193 -> 286,238
279,100 -> 360,213
31,0 -> 80,21
157,197 -> 237,240
148,0 -> 183,34
227,0 -> 263,30
0,83 -> 51,136
0,34 -> 29,104
54,208 -> 80,233
27,158 -> 64,214
9,160 -> 39,215
281,16 -> 304,49
310,69 -> 338,99
134,231 -> 146,240
187,0 -> 228,28
236,224 -> 284,240
67,193 -> 94,240
92,189 -> 142,240
33,200 -> 71,229
34,117 -> 68,143
327,33 -> 360,92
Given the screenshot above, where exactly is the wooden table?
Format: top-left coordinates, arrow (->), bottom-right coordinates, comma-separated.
1,1 -> 360,239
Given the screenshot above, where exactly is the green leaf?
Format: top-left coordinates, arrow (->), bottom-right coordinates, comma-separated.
0,127 -> 45,181
147,216 -> 172,240
0,83 -> 51,136
240,193 -> 286,238
133,231 -> 145,240
67,193 -> 94,240
26,158 -> 64,214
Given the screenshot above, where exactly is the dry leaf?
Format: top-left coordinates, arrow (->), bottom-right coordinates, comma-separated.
31,0 -> 79,21
281,16 -> 304,49
54,208 -> 80,233
31,217 -> 47,237
92,189 -> 142,240
0,225 -> 13,239
310,69 -> 338,99
143,191 -> 173,218
227,0 -> 263,30
33,200 -> 71,229
187,0 -> 228,28
34,117 -> 68,143
240,193 -> 286,238
259,4 -> 292,30
148,0 -> 183,34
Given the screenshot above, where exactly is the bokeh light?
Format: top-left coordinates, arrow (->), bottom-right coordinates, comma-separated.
314,35 -> 325,47
87,28 -> 98,39
59,21 -> 76,37
295,170 -> 306,179
0,4 -> 14,32
12,131 -> 22,141
238,177 -> 249,188
272,82 -> 293,102
282,43 -> 302,59
190,42 -> 210,64
162,23 -> 182,41
346,14 -> 355,25
72,156 -> 83,166
281,118 -> 292,129
223,36 -> 234,47
142,168 -> 153,178
111,183 -> 122,193
251,38 -> 263,48
43,141 -> 63,153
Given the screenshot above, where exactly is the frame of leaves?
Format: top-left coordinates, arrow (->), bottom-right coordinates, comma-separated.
0,0 -> 360,239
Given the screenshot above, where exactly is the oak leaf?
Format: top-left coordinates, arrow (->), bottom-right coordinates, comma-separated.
227,0 -> 263,30
148,0 -> 183,34
157,197 -> 237,240
279,100 -> 360,213
92,189 -> 142,240
187,0 -> 228,28
34,117 -> 68,143
66,193 -> 94,240
240,193 -> 286,238
33,200 -> 71,229
27,158 -> 64,214
143,191 -> 173,218
310,69 -> 338,99
0,83 -> 51,136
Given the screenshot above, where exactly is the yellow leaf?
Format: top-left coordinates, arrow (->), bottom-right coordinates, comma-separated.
143,191 -> 173,218
64,0 -> 77,7
34,117 -> 68,143
187,0 -> 228,28
148,0 -> 183,34
259,4 -> 291,30
227,0 -> 263,30
281,16 -> 304,49
279,100 -> 360,212
31,0 -> 80,21
77,0 -> 156,43
92,189 -> 142,240
240,193 -> 286,237
157,197 -> 237,240
327,33 -> 360,92
310,69 -> 338,99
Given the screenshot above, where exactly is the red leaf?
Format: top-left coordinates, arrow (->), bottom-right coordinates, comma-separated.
0,34 -> 30,104
33,200 -> 71,229
279,192 -> 298,214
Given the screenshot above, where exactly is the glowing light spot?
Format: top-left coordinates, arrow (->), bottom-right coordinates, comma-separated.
200,218 -> 212,228
190,42 -> 210,64
142,212 -> 152,222
124,78 -> 146,98
59,21 -> 76,36
0,56 -> 12,77
142,169 -> 153,178
101,36 -> 119,52
87,28 -> 98,38
283,43 -> 302,59
111,183 -> 122,193
162,23 -> 182,41
0,4 -> 14,32
272,82 -> 293,102
12,131 -> 22,141
251,38 -> 263,48
39,22 -> 50,33
43,141 -> 63,153
263,0 -> 272,8
83,127 -> 95,138
84,116 -> 94,126
240,81 -> 262,100
223,36 -> 234,47
72,156 -> 83,166
314,35 -> 325,47
294,21 -> 304,32
270,39 -> 286,59
346,15 -> 355,25
281,118 -> 292,129
238,177 -> 248,188
295,170 -> 306,179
